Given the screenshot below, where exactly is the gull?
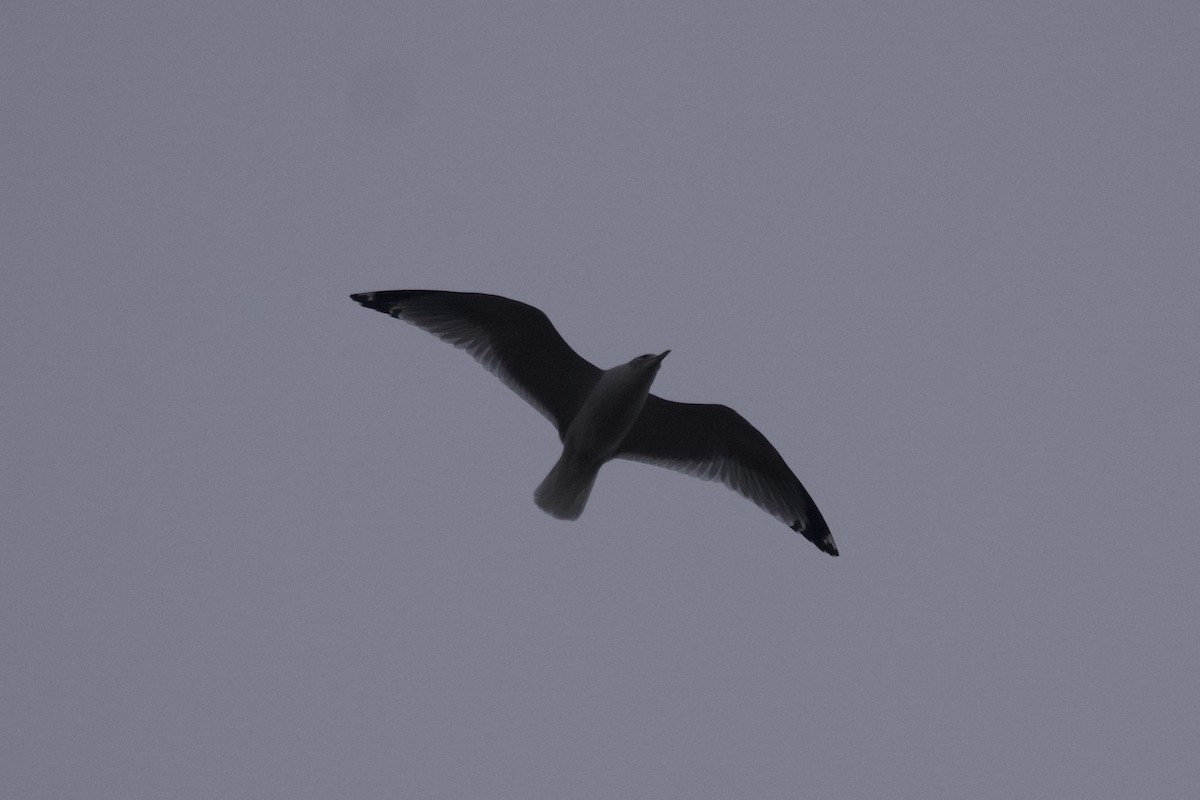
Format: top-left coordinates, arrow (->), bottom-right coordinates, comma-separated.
350,290 -> 838,556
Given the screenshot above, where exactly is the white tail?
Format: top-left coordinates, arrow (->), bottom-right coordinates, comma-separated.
534,450 -> 601,520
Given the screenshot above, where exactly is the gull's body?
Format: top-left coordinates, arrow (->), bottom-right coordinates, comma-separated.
351,290 -> 838,556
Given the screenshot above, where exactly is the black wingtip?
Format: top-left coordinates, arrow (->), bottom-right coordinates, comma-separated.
812,532 -> 839,557
351,291 -> 397,316
791,520 -> 839,557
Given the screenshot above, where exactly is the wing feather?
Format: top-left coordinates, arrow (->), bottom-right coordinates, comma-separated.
616,396 -> 837,556
351,290 -> 601,435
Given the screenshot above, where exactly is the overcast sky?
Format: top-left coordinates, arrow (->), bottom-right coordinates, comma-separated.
5,2 -> 1199,797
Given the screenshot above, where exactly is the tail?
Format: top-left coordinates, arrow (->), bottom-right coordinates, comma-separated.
534,450 -> 602,521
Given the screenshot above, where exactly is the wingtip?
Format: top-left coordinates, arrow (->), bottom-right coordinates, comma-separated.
791,520 -> 839,557
812,532 -> 839,557
818,529 -> 839,556
351,291 -> 396,316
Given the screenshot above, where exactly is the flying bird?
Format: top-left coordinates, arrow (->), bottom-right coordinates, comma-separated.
350,290 -> 838,556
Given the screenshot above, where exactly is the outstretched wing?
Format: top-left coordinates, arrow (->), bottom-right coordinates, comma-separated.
351,290 -> 602,436
616,396 -> 838,556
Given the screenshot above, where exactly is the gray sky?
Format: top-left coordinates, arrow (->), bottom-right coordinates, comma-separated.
5,2 -> 1199,797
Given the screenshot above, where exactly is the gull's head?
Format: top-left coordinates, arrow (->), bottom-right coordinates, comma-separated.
630,350 -> 670,369
618,349 -> 669,383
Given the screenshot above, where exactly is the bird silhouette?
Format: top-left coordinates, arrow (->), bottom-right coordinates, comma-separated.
351,290 -> 837,556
